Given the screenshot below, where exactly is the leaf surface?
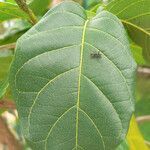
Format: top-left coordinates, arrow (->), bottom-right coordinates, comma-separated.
10,1 -> 137,150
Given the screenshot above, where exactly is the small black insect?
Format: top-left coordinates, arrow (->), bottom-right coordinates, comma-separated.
90,51 -> 101,59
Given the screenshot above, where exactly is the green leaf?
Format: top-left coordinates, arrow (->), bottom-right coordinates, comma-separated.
10,1 -> 137,150
83,0 -> 102,9
0,50 -> 13,78
106,0 -> 150,63
0,2 -> 28,22
5,0 -> 51,16
0,79 -> 8,99
6,0 -> 16,3
6,0 -> 33,4
127,116 -> 149,150
0,50 -> 13,98
130,44 -> 145,65
82,0 -> 113,10
29,0 -> 51,16
116,140 -> 129,150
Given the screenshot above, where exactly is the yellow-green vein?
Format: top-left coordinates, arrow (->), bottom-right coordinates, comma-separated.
75,20 -> 89,149
44,105 -> 76,150
126,12 -> 150,21
79,108 -> 105,150
27,67 -> 78,137
116,0 -> 146,16
121,19 -> 150,36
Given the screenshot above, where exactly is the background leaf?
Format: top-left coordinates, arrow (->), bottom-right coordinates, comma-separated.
0,19 -> 31,46
135,73 -> 150,143
0,49 -> 13,98
83,0 -> 102,9
0,2 -> 28,22
0,79 -> 8,99
130,44 -> 145,65
106,0 -> 150,64
29,0 -> 51,16
127,116 -> 149,150
6,0 -> 52,16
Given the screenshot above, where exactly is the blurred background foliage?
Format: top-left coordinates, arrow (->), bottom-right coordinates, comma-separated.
0,0 -> 149,149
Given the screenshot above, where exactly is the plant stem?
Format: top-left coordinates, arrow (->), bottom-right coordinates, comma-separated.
138,66 -> 150,76
136,115 -> 150,124
0,43 -> 16,50
14,0 -> 37,25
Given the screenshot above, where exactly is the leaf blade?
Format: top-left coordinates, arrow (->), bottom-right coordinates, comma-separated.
10,1 -> 137,150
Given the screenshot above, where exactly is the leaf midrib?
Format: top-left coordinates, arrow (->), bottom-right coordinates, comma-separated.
75,20 -> 89,149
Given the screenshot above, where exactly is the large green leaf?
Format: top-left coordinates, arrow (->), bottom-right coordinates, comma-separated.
0,2 -> 28,22
10,1 -> 137,150
106,0 -> 150,63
